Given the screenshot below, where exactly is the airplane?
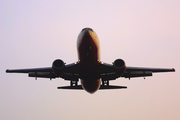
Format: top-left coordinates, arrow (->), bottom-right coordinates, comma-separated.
6,28 -> 175,94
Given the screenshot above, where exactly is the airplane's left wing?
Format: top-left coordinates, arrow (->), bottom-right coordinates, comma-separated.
99,62 -> 175,80
6,63 -> 80,80
122,66 -> 175,79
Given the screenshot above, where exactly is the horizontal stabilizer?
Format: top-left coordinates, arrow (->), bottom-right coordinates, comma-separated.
100,85 -> 127,89
57,85 -> 83,90
57,85 -> 127,90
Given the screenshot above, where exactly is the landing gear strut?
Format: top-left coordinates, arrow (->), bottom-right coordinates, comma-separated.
102,80 -> 109,86
70,80 -> 78,86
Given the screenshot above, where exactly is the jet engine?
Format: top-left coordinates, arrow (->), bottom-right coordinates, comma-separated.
52,59 -> 65,75
113,59 -> 126,75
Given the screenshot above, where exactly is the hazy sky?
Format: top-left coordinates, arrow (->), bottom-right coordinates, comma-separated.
1,0 -> 180,120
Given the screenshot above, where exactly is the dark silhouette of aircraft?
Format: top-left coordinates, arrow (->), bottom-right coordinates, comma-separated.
6,28 -> 175,94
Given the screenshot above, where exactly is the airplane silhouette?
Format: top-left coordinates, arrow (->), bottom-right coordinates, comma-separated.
6,28 -> 175,94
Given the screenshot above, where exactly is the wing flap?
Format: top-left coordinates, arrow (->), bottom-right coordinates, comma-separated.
60,72 -> 79,81
122,71 -> 152,78
29,72 -> 58,78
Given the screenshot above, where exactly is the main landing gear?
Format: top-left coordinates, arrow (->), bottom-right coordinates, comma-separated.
102,80 -> 109,86
100,80 -> 127,89
70,80 -> 78,86
57,79 -> 82,89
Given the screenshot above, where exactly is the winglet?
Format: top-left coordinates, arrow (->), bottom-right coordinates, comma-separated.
6,69 -> 14,73
6,69 -> 9,73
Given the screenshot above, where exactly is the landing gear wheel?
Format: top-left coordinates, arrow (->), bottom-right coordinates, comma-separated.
70,80 -> 78,86
102,80 -> 109,86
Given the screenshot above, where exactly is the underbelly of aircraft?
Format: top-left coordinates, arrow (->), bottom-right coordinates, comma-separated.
81,78 -> 101,94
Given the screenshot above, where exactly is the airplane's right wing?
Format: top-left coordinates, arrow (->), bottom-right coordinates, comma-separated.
6,62 -> 80,80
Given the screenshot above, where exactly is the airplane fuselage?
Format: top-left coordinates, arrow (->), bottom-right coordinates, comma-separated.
77,28 -> 101,93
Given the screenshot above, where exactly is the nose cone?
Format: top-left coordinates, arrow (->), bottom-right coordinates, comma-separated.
81,27 -> 93,32
84,30 -> 90,35
81,28 -> 94,35
81,79 -> 101,94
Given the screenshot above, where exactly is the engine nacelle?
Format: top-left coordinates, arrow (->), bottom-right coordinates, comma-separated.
113,59 -> 126,75
52,59 -> 65,75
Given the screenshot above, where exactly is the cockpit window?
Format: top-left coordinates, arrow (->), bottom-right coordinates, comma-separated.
81,28 -> 93,32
